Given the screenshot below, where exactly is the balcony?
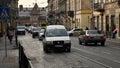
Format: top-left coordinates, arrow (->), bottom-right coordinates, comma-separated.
94,3 -> 104,12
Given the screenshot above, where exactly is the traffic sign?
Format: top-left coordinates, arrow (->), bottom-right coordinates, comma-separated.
0,8 -> 10,20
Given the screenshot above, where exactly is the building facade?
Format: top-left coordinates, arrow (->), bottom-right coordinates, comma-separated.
94,0 -> 120,38
0,0 -> 19,37
18,4 -> 46,26
47,0 -> 92,30
47,0 -> 120,38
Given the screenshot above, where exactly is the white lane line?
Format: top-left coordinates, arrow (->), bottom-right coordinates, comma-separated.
102,52 -> 111,55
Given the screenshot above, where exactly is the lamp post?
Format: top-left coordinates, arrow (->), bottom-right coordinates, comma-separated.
14,15 -> 18,48
74,0 -> 77,28
91,0 -> 95,29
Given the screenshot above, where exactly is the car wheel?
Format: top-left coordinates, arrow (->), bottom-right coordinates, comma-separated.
69,33 -> 73,36
43,46 -> 49,53
39,38 -> 41,41
66,48 -> 71,52
79,39 -> 82,45
84,40 -> 87,46
32,35 -> 35,38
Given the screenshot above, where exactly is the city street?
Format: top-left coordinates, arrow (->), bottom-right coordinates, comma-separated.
18,33 -> 120,68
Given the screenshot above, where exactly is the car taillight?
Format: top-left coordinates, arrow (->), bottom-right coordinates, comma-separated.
87,36 -> 92,39
101,36 -> 106,39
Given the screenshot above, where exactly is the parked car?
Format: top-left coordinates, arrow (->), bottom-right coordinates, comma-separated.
32,27 -> 41,38
16,26 -> 26,35
78,30 -> 106,46
68,28 -> 82,36
38,29 -> 45,40
42,25 -> 71,53
27,26 -> 35,33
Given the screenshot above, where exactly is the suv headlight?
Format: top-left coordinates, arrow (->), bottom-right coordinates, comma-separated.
64,40 -> 71,44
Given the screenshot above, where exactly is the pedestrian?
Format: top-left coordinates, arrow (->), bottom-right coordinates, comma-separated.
112,27 -> 118,39
94,27 -> 97,30
7,26 -> 14,44
85,26 -> 89,30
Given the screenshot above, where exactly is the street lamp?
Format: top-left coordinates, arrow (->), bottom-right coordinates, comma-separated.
74,0 -> 77,28
91,0 -> 95,29
14,16 -> 18,48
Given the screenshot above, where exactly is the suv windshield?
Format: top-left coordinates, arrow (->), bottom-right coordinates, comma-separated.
46,29 -> 68,37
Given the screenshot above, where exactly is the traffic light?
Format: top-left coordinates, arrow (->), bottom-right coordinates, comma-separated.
68,11 -> 74,18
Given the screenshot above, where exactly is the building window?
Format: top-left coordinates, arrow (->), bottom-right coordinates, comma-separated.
105,16 -> 109,31
97,16 -> 99,30
111,15 -> 115,31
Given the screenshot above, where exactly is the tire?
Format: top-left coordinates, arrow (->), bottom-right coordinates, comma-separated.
32,35 -> 35,38
84,40 -> 87,46
79,39 -> 82,45
43,46 -> 50,53
69,33 -> 73,36
66,48 -> 71,52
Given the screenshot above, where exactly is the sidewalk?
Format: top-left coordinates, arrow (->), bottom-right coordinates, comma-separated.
106,38 -> 120,44
0,36 -> 19,68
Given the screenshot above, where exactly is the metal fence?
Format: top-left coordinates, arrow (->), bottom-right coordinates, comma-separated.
19,42 -> 33,68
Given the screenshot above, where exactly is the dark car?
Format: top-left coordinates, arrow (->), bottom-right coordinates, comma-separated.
32,27 -> 41,38
16,26 -> 26,35
78,30 -> 106,46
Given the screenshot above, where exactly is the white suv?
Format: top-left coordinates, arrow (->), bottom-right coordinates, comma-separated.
42,25 -> 71,53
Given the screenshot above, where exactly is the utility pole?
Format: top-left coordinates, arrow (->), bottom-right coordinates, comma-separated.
91,0 -> 94,29
74,0 -> 77,28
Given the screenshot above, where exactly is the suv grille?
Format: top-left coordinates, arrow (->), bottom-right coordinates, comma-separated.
53,41 -> 64,45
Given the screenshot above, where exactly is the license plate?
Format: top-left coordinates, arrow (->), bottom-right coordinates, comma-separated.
55,45 -> 63,47
94,37 -> 100,39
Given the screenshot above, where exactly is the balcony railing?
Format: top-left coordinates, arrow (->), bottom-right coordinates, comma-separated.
94,2 -> 104,12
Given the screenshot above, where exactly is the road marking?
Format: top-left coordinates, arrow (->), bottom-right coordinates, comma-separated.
102,52 -> 111,54
73,47 -> 112,68
107,39 -> 120,44
73,47 -> 120,68
111,47 -> 120,50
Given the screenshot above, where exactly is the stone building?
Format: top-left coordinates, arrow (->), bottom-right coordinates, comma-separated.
30,3 -> 40,25
47,0 -> 92,30
18,3 -> 46,26
0,0 -> 19,37
94,0 -> 120,38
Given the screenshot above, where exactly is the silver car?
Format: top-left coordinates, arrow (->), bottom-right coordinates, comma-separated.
38,29 -> 45,40
78,30 -> 106,46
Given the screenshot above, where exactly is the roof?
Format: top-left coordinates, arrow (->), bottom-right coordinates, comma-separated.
46,25 -> 66,29
30,3 -> 40,15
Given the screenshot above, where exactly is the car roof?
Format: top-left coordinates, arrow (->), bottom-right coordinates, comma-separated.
46,25 -> 66,29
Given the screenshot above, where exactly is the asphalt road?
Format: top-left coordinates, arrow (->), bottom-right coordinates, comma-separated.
18,33 -> 120,68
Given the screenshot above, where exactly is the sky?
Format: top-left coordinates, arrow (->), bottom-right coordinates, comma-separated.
18,0 -> 48,7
